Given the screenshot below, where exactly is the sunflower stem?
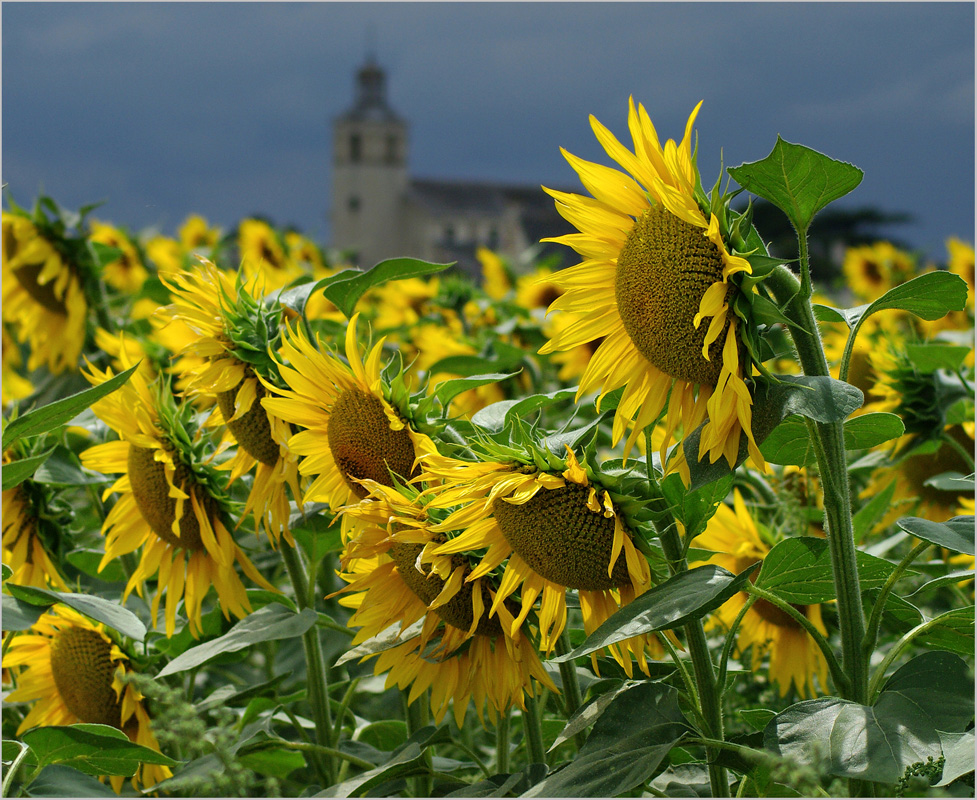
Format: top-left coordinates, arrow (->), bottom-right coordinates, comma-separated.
645,429 -> 729,796
281,541 -> 336,787
522,689 -> 547,767
768,264 -> 869,708
554,630 -> 586,750
495,708 -> 510,774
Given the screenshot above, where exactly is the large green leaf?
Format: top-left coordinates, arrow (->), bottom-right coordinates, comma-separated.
157,604 -> 317,676
525,683 -> 688,798
26,765 -> 118,797
2,364 -> 138,450
660,471 -> 733,540
896,516 -> 975,556
21,724 -> 178,778
765,653 -> 972,784
5,585 -> 147,642
1,450 -> 56,491
727,137 -> 863,233
904,343 -> 973,374
325,258 -> 454,318
916,606 -> 975,656
760,412 -> 905,467
432,372 -> 520,407
2,593 -> 47,630
754,537 -> 898,604
553,564 -> 759,663
838,271 -> 970,330
470,388 -> 577,432
936,730 -> 976,787
315,725 -> 450,797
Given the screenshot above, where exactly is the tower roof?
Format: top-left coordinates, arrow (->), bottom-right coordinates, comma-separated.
338,57 -> 404,123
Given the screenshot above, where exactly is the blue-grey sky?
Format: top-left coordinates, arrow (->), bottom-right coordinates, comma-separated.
3,2 -> 974,262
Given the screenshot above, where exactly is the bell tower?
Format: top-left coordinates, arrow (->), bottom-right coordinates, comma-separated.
331,57 -> 409,267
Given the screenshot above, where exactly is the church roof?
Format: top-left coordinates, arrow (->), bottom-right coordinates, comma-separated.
337,58 -> 404,124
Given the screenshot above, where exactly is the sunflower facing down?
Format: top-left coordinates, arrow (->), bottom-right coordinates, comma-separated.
88,220 -> 149,295
3,605 -> 172,791
691,490 -> 829,698
332,480 -> 557,727
2,212 -> 88,374
262,314 -> 437,535
157,259 -> 301,546
537,99 -> 763,478
80,358 -> 277,638
419,445 -> 662,676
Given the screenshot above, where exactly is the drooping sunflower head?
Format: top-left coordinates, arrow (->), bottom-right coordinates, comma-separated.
88,220 -> 149,295
2,209 -> 89,374
331,479 -> 557,726
81,357 -> 276,637
691,490 -> 829,699
538,99 -> 766,478
237,218 -> 304,290
179,213 -> 222,253
3,605 -> 172,790
263,314 -> 437,518
419,436 -> 663,673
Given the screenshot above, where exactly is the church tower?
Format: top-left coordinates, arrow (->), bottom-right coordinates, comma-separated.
331,57 -> 409,267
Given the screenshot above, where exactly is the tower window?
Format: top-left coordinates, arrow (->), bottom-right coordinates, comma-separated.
350,133 -> 362,163
348,195 -> 361,213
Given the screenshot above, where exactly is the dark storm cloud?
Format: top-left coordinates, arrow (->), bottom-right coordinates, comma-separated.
2,2 -> 973,260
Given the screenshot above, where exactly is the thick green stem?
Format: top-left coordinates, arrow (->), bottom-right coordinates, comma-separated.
767,264 -> 869,706
522,690 -> 547,766
644,428 -> 728,797
554,630 -> 586,750
404,690 -> 433,798
495,709 -> 510,774
281,542 -> 336,786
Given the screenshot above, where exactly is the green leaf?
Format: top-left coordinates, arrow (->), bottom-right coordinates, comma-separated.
904,343 -> 973,374
660,471 -> 733,540
896,516 -> 975,556
738,708 -> 777,733
553,564 -> 759,663
840,271 -> 970,331
754,537 -> 898,604
909,570 -> 975,596
764,696 -> 939,784
4,585 -> 147,642
470,388 -> 577,432
924,472 -> 974,493
843,412 -> 905,450
322,258 -> 454,318
879,651 -> 974,734
727,137 -> 863,233
3,364 -> 138,450
916,606 -> 975,656
357,721 -> 408,753
22,724 -> 178,777
334,619 -> 425,667
2,594 -> 46,630
31,447 -> 108,486
853,479 -> 898,540
936,730 -> 976,787
26,765 -> 118,797
760,412 -> 905,467
157,604 -> 317,676
1,449 -> 55,491
315,725 -> 450,797
432,372 -> 519,407
2,562 -> 11,581
526,683 -> 688,798
238,748 -> 306,779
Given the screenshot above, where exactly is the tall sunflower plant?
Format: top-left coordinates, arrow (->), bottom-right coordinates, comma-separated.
3,100 -> 975,798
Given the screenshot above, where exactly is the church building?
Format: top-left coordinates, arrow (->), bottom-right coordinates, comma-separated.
330,58 -> 572,275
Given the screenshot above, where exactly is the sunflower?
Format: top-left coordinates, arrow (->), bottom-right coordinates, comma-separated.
2,212 -> 88,374
514,266 -> 564,313
145,234 -> 186,274
331,480 -> 556,727
842,241 -> 917,303
2,452 -> 68,590
262,314 -> 437,533
89,220 -> 149,295
2,325 -> 33,405
537,99 -> 762,477
691,490 -> 829,698
419,445 -> 661,676
238,218 -> 304,290
179,214 -> 222,253
3,605 -> 172,791
79,358 -> 277,638
477,247 -> 512,300
157,259 -> 300,546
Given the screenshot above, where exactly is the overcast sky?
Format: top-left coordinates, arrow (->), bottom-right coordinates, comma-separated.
3,2 -> 974,263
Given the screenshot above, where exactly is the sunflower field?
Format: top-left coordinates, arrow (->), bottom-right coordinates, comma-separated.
2,103 -> 974,799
